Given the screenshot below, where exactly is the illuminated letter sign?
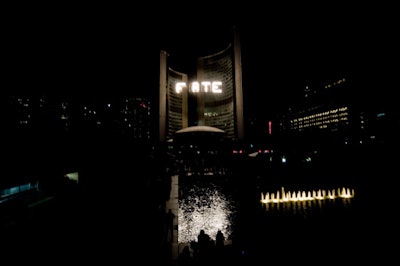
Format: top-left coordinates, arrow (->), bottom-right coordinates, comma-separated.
211,81 -> 222,93
175,81 -> 222,94
175,82 -> 186,93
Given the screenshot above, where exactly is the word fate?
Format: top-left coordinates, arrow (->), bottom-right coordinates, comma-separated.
175,81 -> 222,94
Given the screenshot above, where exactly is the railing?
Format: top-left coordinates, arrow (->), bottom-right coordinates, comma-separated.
0,181 -> 40,204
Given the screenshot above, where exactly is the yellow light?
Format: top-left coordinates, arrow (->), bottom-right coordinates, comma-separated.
260,186 -> 355,204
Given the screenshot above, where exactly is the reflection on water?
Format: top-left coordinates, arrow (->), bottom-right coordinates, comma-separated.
260,186 -> 355,219
178,182 -> 236,244
262,194 -> 354,218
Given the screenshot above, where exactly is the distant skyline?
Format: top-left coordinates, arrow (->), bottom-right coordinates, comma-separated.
4,5 -> 397,115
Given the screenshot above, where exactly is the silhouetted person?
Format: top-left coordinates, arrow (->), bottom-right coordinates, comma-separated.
178,245 -> 193,265
197,229 -> 211,257
165,209 -> 175,242
215,230 -> 225,248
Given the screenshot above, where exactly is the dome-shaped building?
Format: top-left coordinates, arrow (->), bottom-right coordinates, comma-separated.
172,126 -> 229,175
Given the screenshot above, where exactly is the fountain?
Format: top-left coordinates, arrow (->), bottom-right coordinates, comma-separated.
261,186 -> 355,204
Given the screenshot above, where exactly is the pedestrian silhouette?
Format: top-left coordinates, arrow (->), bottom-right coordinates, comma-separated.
197,229 -> 211,256
215,230 -> 225,248
178,245 -> 192,265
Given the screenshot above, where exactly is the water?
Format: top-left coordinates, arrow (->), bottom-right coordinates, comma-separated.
177,171 -> 364,260
178,178 -> 237,244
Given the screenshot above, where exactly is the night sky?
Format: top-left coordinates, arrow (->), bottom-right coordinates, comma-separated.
1,5 -> 398,263
4,4 -> 398,116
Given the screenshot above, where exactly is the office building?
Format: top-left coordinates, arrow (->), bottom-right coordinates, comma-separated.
159,28 -> 244,142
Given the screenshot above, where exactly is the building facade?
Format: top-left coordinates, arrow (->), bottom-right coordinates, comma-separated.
159,28 -> 244,142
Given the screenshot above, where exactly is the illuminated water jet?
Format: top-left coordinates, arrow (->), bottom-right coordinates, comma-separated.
261,186 -> 355,204
178,184 -> 235,244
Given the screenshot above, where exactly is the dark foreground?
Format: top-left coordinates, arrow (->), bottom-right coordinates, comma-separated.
1,143 -> 398,265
